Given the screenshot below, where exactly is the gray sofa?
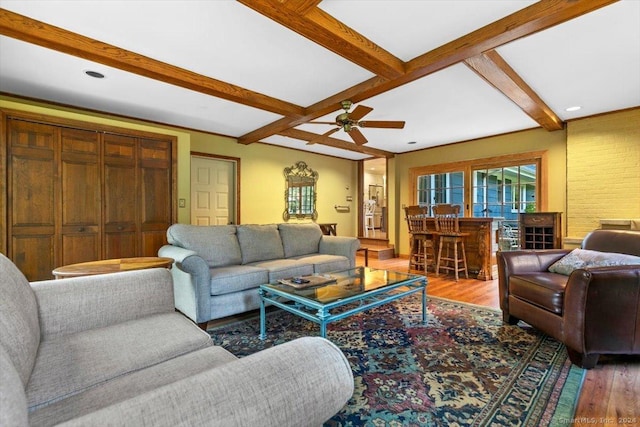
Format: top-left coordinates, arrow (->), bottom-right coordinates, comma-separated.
0,253 -> 354,427
158,222 -> 360,326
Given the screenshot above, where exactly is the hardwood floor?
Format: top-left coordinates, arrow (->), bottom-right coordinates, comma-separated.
360,255 -> 639,427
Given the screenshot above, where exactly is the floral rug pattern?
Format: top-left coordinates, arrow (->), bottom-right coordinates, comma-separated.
208,295 -> 584,426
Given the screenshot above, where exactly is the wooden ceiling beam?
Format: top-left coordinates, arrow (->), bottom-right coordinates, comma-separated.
280,128 -> 394,158
404,0 -> 617,82
0,8 -> 305,117
237,0 -> 405,80
283,0 -> 323,15
240,0 -> 616,145
465,50 -> 563,131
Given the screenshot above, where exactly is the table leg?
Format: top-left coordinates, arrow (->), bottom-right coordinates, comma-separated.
317,308 -> 329,338
259,289 -> 267,340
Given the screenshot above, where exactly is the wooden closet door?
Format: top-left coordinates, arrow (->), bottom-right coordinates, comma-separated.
7,119 -> 58,280
60,128 -> 101,266
103,133 -> 138,258
139,138 -> 172,256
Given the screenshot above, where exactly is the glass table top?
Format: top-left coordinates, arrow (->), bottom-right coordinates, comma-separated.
262,266 -> 424,305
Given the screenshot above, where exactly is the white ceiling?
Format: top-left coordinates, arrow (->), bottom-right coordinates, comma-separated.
1,1 -> 638,161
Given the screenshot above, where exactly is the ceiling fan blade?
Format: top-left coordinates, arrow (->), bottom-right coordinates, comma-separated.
307,127 -> 339,145
348,127 -> 368,146
358,120 -> 405,129
349,105 -> 373,121
308,121 -> 337,125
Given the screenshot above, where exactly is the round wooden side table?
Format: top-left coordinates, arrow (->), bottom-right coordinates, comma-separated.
52,257 -> 174,279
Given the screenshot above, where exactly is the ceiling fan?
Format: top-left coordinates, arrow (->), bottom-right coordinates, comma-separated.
308,100 -> 405,146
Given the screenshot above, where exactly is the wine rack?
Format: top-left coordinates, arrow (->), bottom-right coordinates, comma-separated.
519,212 -> 562,249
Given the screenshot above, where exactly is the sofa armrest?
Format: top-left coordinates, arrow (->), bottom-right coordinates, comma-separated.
563,265 -> 640,356
158,245 -> 212,324
58,337 -> 354,427
31,269 -> 175,340
497,249 -> 570,318
319,236 -> 360,267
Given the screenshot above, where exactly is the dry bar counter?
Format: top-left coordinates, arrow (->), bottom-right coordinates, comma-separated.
423,217 -> 500,281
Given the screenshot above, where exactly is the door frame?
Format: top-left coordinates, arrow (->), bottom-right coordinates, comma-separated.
359,157 -> 389,241
190,151 -> 240,225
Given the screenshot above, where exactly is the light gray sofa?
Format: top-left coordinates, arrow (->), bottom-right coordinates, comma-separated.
158,222 -> 360,327
0,253 -> 354,427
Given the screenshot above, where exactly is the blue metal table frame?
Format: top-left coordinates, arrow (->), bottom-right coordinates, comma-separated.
259,270 -> 427,340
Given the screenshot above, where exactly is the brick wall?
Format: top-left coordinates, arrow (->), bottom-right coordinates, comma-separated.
566,109 -> 640,238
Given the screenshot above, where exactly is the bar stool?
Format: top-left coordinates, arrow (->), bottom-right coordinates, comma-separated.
405,206 -> 435,272
364,200 -> 376,236
433,204 -> 469,281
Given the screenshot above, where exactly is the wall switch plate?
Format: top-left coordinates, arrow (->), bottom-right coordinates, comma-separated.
179,198 -> 186,208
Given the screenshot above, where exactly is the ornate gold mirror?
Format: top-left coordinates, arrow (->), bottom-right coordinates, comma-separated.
283,161 -> 318,221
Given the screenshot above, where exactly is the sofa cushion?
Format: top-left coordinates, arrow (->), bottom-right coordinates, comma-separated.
249,259 -> 314,281
293,254 -> 350,274
548,248 -> 640,276
26,313 -> 212,411
237,224 -> 285,264
167,224 -> 241,267
278,223 -> 322,258
210,265 -> 269,296
28,346 -> 237,427
509,273 -> 567,314
0,254 -> 40,388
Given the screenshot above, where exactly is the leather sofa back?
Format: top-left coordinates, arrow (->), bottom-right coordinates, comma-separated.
582,229 -> 640,256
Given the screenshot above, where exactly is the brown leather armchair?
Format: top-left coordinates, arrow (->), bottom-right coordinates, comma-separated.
497,229 -> 640,369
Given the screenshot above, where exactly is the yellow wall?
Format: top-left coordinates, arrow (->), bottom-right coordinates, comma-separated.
393,127 -> 568,256
190,131 -> 358,234
3,95 -> 637,250
0,96 -> 359,235
566,109 -> 640,237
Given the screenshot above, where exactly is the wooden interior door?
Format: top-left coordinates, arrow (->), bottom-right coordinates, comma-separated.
139,138 -> 172,255
7,119 -> 58,281
103,133 -> 138,258
3,111 -> 177,280
60,128 -> 101,266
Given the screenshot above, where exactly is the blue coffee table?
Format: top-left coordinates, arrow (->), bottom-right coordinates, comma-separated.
259,266 -> 427,339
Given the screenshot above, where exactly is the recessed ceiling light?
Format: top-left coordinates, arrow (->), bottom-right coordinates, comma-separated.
565,106 -> 581,112
85,70 -> 105,79
407,141 -> 417,145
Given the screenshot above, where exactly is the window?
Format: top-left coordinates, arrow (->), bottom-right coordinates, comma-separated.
416,171 -> 465,215
472,164 -> 537,220
409,151 -> 545,219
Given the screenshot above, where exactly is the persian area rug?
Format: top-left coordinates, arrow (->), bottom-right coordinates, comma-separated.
208,295 -> 585,427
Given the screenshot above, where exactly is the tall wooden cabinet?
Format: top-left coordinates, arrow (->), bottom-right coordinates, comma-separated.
519,212 -> 562,249
1,111 -> 176,281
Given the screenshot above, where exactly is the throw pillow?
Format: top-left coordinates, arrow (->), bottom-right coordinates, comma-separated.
548,248 -> 640,276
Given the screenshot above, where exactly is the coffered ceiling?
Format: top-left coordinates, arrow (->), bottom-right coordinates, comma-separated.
1,1 -> 638,160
